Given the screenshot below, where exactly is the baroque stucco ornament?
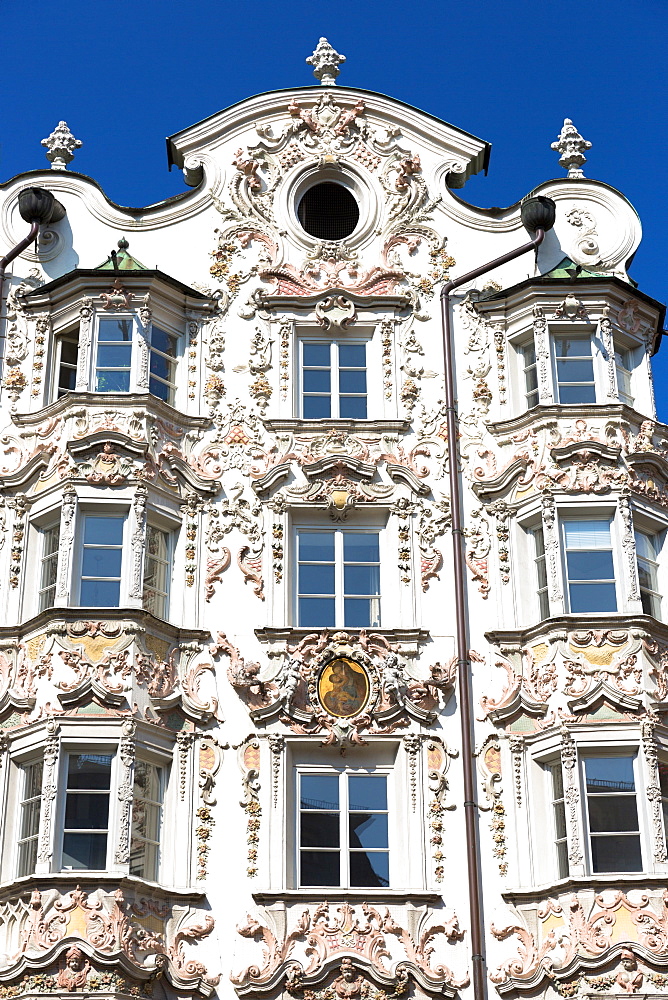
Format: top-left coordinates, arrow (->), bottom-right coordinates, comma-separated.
551,118 -> 592,179
306,38 -> 346,86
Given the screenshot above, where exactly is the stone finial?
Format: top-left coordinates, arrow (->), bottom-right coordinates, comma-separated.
551,118 -> 592,179
41,121 -> 82,171
306,37 -> 346,86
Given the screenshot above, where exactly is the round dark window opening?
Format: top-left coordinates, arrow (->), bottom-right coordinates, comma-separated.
297,182 -> 360,241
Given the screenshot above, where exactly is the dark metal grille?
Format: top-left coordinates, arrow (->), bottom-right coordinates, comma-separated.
297,182 -> 359,240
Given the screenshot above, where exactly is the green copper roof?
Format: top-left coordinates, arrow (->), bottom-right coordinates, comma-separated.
542,256 -> 609,279
96,237 -> 148,271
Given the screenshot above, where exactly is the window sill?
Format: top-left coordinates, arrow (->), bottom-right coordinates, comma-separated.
252,889 -> 441,904
0,872 -> 205,901
502,871 -> 668,905
264,418 -> 410,434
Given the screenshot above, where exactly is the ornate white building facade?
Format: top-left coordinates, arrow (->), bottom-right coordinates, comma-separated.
0,36 -> 665,1000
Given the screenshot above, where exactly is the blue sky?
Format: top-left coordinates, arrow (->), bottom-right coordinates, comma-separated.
2,0 -> 667,415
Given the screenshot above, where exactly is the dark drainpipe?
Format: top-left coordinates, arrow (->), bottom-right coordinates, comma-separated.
439,196 -> 556,1000
0,186 -> 66,319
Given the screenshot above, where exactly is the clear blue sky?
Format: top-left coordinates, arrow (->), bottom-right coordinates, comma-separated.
2,0 -> 666,415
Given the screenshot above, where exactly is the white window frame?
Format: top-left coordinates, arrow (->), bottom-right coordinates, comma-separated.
38,521 -> 60,612
6,727 -> 174,883
298,337 -> 369,420
634,523 -> 664,620
294,525 -> 382,629
552,330 -> 597,405
75,510 -> 129,609
295,765 -> 391,889
52,325 -> 80,400
561,515 -> 618,615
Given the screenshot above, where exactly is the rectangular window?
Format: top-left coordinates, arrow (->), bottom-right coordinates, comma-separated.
96,318 -> 133,393
149,327 -> 178,404
130,760 -> 164,881
532,526 -> 549,619
39,524 -> 60,612
563,519 -> 616,613
615,347 -> 634,406
17,760 -> 43,877
549,763 -> 569,878
636,529 -> 661,619
584,756 -> 642,873
80,515 -> 124,607
62,753 -> 113,870
523,342 -> 539,409
555,335 -> 596,404
299,772 -> 389,888
55,328 -> 79,398
142,525 -> 170,619
297,529 -> 380,628
301,341 -> 367,419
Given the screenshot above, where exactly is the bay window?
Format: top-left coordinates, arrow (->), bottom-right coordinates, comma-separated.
522,342 -> 539,409
95,318 -> 133,392
54,327 -> 79,398
297,528 -> 380,628
142,525 -> 171,619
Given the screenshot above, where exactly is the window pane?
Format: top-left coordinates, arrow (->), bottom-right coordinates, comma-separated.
344,598 -> 379,628
350,851 -> 389,887
23,761 -> 44,800
99,319 -> 132,341
568,583 -> 617,613
301,775 -> 339,810
149,377 -> 171,402
556,359 -> 595,382
585,756 -> 635,790
525,367 -> 538,392
149,353 -> 172,380
635,531 -> 657,561
96,344 -> 132,367
60,340 -> 79,365
339,396 -> 367,419
80,579 -> 122,607
303,396 -> 331,419
588,797 -> 639,833
65,793 -> 110,829
299,533 -> 335,562
339,344 -> 366,367
559,384 -> 596,404
303,369 -> 331,393
343,534 -> 379,562
349,775 -> 387,810
151,328 -> 177,357
62,833 -> 108,870
591,835 -> 642,873
84,517 -> 124,545
344,564 -> 380,596
566,550 -> 615,581
339,370 -> 367,394
300,851 -> 340,886
82,547 -> 123,578
67,754 -> 112,789
299,597 -> 335,627
349,813 -> 388,849
564,521 -> 612,547
95,370 -> 131,393
301,813 -> 340,848
303,343 -> 330,366
299,564 -> 335,596
555,337 -> 592,358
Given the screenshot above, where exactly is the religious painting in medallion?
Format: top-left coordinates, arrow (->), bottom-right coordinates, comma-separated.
318,657 -> 369,718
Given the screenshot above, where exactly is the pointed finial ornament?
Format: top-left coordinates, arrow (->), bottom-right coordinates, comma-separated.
41,121 -> 82,171
306,38 -> 346,86
551,118 -> 592,179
